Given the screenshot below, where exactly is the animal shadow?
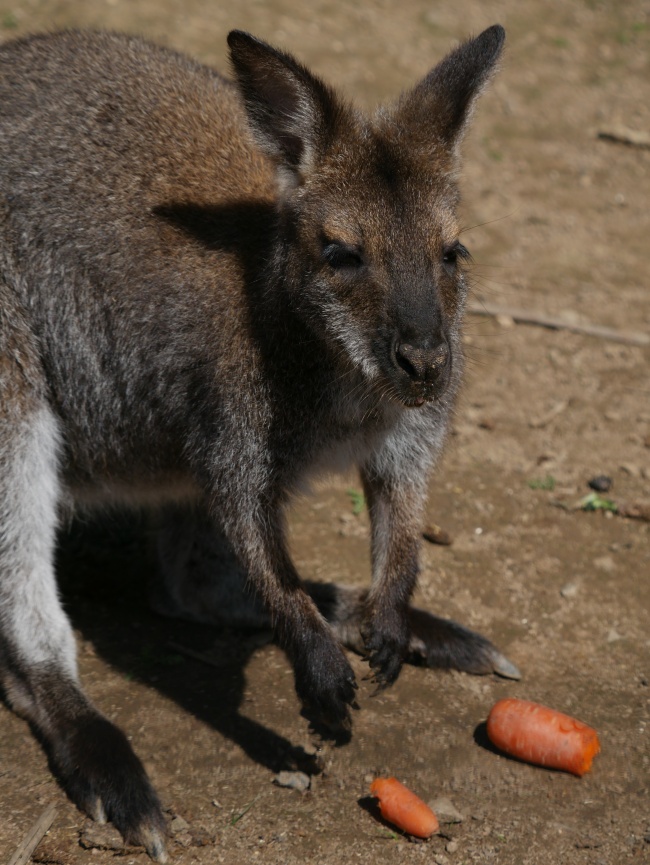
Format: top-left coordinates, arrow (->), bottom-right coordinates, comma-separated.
55,510 -> 321,777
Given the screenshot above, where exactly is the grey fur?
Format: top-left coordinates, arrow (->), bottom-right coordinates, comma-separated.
0,26 -> 507,860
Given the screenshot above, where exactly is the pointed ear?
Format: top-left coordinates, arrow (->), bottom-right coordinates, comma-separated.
394,24 -> 505,154
227,30 -> 346,187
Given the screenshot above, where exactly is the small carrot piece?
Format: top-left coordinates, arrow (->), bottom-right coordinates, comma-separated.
486,698 -> 600,776
369,777 -> 439,838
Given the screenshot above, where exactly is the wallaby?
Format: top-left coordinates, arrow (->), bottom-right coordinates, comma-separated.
0,25 -> 513,861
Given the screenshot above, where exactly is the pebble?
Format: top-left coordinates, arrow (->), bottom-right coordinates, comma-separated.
274,770 -> 310,791
593,555 -> 616,573
588,475 -> 612,493
446,839 -> 459,854
79,822 -> 135,852
170,815 -> 190,834
422,524 -> 453,546
428,797 -> 464,824
560,581 -> 580,599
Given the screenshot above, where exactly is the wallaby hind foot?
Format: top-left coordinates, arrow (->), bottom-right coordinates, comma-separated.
153,503 -> 521,680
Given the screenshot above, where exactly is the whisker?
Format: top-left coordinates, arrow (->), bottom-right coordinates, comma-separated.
459,208 -> 519,235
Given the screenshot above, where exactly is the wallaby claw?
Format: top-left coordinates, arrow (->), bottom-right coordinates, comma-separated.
139,828 -> 169,864
87,797 -> 108,824
488,649 -> 521,680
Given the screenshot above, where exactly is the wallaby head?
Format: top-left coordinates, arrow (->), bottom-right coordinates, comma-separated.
228,26 -> 504,409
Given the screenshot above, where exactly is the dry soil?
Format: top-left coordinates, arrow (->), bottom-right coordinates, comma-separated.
0,1 -> 648,864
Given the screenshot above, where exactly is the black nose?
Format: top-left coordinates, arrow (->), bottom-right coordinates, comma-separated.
395,339 -> 450,383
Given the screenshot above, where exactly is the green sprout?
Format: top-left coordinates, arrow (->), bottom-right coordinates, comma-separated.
346,488 -> 366,515
528,475 -> 556,491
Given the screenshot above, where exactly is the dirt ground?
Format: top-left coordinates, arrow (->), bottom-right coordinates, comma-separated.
0,1 -> 648,864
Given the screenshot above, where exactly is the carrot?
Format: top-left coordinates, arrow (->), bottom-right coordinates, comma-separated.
369,777 -> 439,838
486,698 -> 600,776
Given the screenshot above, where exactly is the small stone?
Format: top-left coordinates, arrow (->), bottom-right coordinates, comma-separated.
423,525 -> 453,546
434,855 -> 450,865
606,628 -> 624,643
593,555 -> 616,573
428,797 -> 464,824
588,475 -> 612,493
274,770 -> 310,792
446,839 -> 459,854
560,581 -> 580,599
188,828 -> 216,847
79,822 -> 138,853
575,835 -> 604,849
170,815 -> 190,834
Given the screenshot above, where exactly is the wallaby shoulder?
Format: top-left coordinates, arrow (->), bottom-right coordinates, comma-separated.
0,32 -> 283,490
0,29 -> 274,273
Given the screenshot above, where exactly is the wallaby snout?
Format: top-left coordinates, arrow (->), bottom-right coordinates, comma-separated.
394,335 -> 451,397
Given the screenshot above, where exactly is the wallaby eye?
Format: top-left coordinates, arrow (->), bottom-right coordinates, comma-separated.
442,241 -> 470,271
322,241 -> 364,271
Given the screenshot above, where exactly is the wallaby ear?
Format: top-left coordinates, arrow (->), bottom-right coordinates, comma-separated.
394,24 -> 505,155
227,30 -> 346,187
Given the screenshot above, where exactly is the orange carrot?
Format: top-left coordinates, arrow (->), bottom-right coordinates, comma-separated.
369,777 -> 439,838
486,698 -> 600,776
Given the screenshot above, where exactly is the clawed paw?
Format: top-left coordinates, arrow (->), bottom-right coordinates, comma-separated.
293,635 -> 359,734
360,616 -> 409,690
58,714 -> 168,862
406,607 -> 521,679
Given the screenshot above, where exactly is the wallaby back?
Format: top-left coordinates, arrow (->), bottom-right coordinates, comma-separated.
0,26 -> 506,861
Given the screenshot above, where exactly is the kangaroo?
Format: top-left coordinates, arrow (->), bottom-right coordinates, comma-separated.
0,26 -> 510,861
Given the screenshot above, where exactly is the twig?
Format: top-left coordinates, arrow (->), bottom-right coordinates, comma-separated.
598,125 -> 650,150
468,301 -> 649,346
8,805 -> 57,865
618,500 -> 650,522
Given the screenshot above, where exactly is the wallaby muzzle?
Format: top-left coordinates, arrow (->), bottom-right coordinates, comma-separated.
390,325 -> 452,405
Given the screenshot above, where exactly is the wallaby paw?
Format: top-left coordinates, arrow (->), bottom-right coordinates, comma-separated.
360,615 -> 409,690
57,715 -> 168,861
406,607 -> 521,680
293,636 -> 358,733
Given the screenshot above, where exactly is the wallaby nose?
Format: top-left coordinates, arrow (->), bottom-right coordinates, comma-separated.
395,339 -> 450,383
